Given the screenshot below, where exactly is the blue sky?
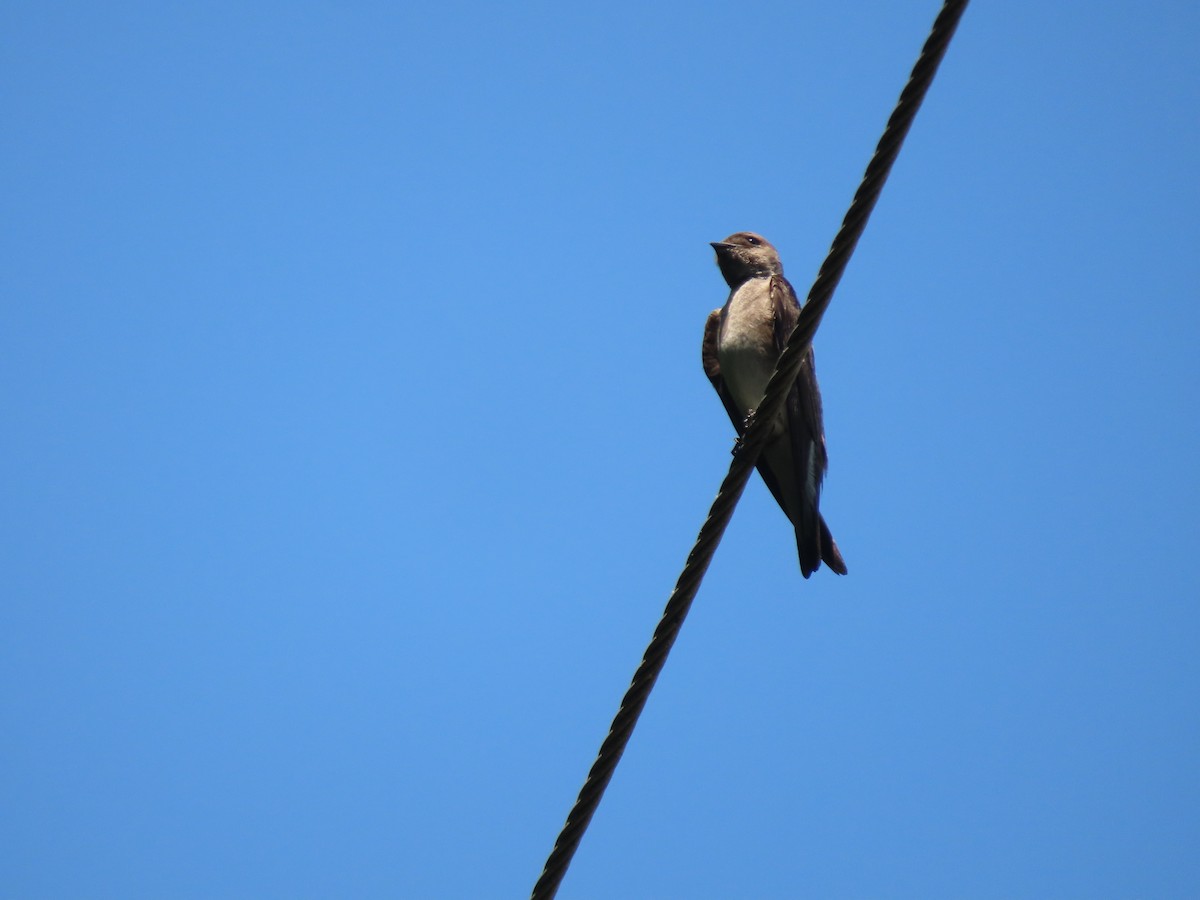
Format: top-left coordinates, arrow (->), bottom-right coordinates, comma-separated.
3,2 -> 1198,897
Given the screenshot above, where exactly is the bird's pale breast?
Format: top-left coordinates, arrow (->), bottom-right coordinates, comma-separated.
717,278 -> 780,421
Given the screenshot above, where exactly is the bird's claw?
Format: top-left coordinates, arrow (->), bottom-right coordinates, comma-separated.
732,409 -> 758,456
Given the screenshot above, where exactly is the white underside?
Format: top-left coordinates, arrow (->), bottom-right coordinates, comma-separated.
717,279 -> 785,438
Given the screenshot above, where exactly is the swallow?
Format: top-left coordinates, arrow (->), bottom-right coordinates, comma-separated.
702,231 -> 847,578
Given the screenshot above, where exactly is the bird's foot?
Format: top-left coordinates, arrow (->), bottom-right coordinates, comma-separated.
732,409 -> 758,455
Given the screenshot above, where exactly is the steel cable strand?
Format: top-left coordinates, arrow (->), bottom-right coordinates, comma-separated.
532,2 -> 968,896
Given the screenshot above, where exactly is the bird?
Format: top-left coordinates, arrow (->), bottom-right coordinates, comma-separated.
702,231 -> 847,578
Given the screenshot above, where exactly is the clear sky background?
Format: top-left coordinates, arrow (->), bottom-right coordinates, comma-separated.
3,2 -> 1198,898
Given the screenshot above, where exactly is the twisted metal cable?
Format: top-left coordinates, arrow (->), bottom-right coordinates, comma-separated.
532,2 -> 968,896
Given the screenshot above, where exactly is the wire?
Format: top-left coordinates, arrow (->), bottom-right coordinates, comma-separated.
532,2 -> 969,896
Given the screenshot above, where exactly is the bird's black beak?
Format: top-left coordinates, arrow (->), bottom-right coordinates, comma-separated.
710,241 -> 734,254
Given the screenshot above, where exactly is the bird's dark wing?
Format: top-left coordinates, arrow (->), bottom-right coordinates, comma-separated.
769,275 -> 828,481
702,309 -> 744,430
770,275 -> 840,577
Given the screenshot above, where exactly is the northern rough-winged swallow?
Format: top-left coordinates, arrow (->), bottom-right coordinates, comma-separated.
702,231 -> 847,578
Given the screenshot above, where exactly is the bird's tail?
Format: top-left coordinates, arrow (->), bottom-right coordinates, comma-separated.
819,515 -> 847,576
797,514 -> 847,579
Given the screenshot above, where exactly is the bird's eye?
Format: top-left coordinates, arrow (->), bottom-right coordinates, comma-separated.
745,235 -> 759,245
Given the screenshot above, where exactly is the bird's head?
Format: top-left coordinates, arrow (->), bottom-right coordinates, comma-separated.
710,232 -> 783,287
